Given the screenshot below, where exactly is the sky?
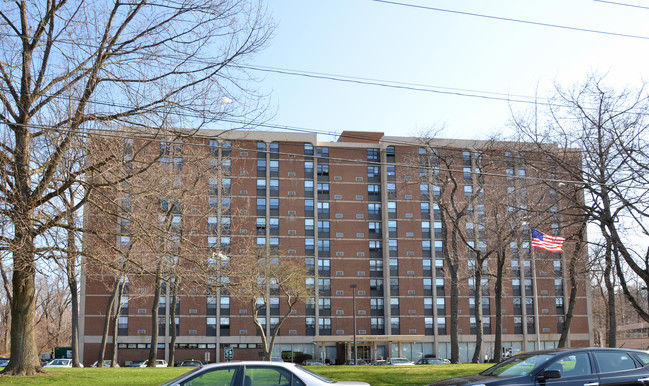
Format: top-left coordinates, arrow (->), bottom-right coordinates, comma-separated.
237,0 -> 649,142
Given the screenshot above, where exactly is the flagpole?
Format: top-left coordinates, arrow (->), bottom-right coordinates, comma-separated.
530,230 -> 542,350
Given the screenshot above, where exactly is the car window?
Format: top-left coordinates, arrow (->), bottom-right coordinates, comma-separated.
181,366 -> 238,386
546,353 -> 592,377
635,353 -> 649,366
244,366 -> 300,386
594,351 -> 637,373
483,353 -> 554,377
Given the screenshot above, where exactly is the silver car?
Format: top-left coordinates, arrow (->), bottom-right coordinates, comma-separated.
44,358 -> 73,368
161,361 -> 370,386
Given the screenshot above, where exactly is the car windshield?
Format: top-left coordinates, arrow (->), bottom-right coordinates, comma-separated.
392,359 -> 409,363
482,353 -> 555,377
50,359 -> 68,365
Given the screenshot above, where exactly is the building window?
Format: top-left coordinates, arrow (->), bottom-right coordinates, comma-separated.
369,221 -> 381,235
256,198 -> 266,212
423,278 -> 432,293
386,146 -> 395,161
422,240 -> 431,256
387,201 -> 396,216
305,238 -> 314,255
317,164 -> 329,177
370,279 -> 383,292
319,317 -> 331,335
390,317 -> 400,334
554,260 -> 562,276
317,202 -> 329,216
304,165 -> 314,184
318,240 -> 330,253
556,297 -> 564,314
318,220 -> 330,234
437,317 -> 446,334
369,240 -> 381,253
512,279 -> 521,296
317,146 -> 329,158
317,183 -> 329,195
367,148 -> 379,161
305,218 -> 314,232
514,316 -> 523,334
369,259 -> 383,275
389,239 -> 398,255
371,317 -> 384,334
118,316 -> 128,335
437,298 -> 446,315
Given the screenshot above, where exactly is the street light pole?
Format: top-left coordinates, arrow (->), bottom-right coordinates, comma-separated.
350,284 -> 357,365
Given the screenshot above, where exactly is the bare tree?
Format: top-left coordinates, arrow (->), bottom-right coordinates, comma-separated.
0,0 -> 271,375
230,243 -> 314,361
512,74 -> 649,334
416,138 -> 488,364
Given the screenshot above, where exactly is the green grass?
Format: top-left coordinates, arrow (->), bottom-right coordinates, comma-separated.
0,367 -> 189,385
0,363 -> 492,385
316,364 -> 492,386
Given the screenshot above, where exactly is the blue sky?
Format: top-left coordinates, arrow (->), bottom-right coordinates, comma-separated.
241,0 -> 649,141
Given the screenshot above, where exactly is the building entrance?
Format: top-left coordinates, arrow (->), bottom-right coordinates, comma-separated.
347,344 -> 372,363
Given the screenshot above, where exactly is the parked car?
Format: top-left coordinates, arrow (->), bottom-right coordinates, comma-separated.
429,347 -> 649,385
387,357 -> 414,365
44,358 -> 74,368
0,358 -> 9,367
177,360 -> 203,367
302,360 -> 326,366
140,359 -> 168,367
90,360 -> 120,367
416,358 -> 448,365
161,361 -> 370,386
372,360 -> 387,366
345,359 -> 369,365
127,360 -> 146,367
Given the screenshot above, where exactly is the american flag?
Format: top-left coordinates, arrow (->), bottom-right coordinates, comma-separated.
531,228 -> 565,252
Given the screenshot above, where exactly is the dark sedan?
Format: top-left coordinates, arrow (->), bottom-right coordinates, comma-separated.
429,347 -> 649,386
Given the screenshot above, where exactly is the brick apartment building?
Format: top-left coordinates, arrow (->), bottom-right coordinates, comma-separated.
79,130 -> 593,366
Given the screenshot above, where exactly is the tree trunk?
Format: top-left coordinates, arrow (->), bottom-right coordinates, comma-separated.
65,208 -> 81,367
604,244 -> 616,347
493,249 -> 505,362
471,267 -> 483,363
169,279 -> 180,366
251,300 -> 271,360
67,258 -> 81,367
558,226 -> 584,347
148,274 -> 163,366
447,228 -> 460,364
3,126 -> 41,376
98,279 -> 120,366
558,259 -> 578,347
3,230 -> 41,375
111,281 -> 126,367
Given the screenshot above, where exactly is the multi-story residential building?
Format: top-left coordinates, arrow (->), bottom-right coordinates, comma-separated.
80,130 -> 593,366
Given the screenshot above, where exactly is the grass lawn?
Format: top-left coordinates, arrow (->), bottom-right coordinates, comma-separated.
0,363 -> 492,385
316,364 -> 492,386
